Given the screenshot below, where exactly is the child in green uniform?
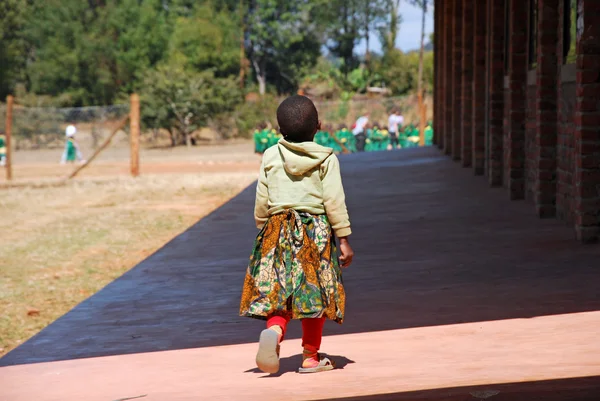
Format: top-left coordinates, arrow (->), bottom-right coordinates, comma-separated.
364,123 -> 374,152
61,125 -> 85,164
325,124 -> 343,154
404,123 -> 419,148
254,123 -> 269,154
335,124 -> 356,153
313,128 -> 330,148
378,126 -> 390,151
424,121 -> 434,146
0,131 -> 6,166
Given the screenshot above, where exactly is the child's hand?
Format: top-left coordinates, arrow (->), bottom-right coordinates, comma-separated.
338,237 -> 354,268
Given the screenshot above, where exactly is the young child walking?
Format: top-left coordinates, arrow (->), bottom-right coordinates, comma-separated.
239,95 -> 354,374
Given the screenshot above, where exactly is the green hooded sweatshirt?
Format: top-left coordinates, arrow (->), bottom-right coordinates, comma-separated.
254,138 -> 352,238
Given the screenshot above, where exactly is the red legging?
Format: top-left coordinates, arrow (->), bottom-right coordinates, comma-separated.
267,315 -> 326,351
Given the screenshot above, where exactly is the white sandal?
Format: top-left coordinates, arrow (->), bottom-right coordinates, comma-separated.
298,354 -> 336,373
256,329 -> 280,374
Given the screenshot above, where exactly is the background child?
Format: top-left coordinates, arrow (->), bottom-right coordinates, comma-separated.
239,95 -> 354,374
253,122 -> 269,154
60,124 -> 85,164
0,130 -> 6,167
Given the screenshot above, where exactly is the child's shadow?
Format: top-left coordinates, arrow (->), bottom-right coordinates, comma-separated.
244,354 -> 355,378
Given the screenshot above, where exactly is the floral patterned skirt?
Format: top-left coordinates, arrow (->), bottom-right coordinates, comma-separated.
239,210 -> 345,323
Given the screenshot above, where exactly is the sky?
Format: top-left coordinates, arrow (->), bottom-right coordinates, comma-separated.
355,2 -> 434,54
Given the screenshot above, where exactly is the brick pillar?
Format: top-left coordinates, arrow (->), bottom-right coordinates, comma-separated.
452,0 -> 464,161
488,0 -> 506,187
574,0 -> 600,243
472,0 -> 487,175
505,0 -> 528,200
534,0 -> 559,217
443,0 -> 453,155
434,0 -> 441,147
435,0 -> 444,149
461,0 -> 474,167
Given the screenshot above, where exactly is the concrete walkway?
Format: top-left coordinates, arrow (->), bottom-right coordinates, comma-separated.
2,147 -> 600,400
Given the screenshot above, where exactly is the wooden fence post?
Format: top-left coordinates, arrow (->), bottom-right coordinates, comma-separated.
130,93 -> 140,177
5,95 -> 13,181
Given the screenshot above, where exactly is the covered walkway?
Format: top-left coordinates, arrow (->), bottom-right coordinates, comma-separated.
2,148 -> 599,400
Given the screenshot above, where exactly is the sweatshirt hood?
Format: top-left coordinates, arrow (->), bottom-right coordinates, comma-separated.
278,139 -> 333,176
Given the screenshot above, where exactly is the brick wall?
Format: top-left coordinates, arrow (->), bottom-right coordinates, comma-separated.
556,0 -> 576,224
435,0 -> 443,149
472,0 -> 487,176
452,0 -> 464,161
534,0 -> 559,218
488,0 -> 506,187
505,0 -> 528,200
461,0 -> 474,167
574,0 -> 600,242
526,81 -> 537,202
443,0 -> 453,156
433,0 -> 599,243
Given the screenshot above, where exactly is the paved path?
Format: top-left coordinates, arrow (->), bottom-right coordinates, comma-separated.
2,147 -> 600,400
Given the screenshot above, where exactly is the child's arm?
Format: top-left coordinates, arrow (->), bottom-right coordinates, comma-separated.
254,158 -> 269,229
321,154 -> 351,238
321,155 -> 353,267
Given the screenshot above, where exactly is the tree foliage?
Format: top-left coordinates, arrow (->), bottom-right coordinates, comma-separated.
140,59 -> 241,146
1,0 -> 435,142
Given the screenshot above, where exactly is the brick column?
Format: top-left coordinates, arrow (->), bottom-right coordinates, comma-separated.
472,0 -> 487,175
461,0 -> 474,167
488,0 -> 506,187
505,0 -> 528,200
574,0 -> 600,243
434,0 -> 441,147
534,0 -> 559,217
452,0 -> 464,161
443,0 -> 453,155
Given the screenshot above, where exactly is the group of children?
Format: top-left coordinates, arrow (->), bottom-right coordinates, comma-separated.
253,123 -> 283,154
253,120 -> 434,155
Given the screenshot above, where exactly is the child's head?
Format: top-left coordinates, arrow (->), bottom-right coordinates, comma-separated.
338,123 -> 347,130
276,95 -> 320,143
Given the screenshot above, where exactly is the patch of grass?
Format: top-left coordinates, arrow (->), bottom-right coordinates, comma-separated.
0,172 -> 256,356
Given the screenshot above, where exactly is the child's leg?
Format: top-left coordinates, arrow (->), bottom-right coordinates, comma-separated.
301,317 -> 326,367
256,315 -> 290,374
266,315 -> 290,341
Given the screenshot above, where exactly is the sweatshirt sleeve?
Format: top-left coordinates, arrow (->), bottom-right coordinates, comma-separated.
321,154 -> 352,237
254,158 -> 269,229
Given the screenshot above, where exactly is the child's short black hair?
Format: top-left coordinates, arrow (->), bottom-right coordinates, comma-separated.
276,95 -> 319,143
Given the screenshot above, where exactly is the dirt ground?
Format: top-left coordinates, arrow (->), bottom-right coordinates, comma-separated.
0,141 -> 260,357
1,141 -> 258,183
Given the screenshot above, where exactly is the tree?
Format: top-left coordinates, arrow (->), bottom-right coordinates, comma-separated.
140,60 -> 241,147
408,0 -> 431,145
320,0 -> 362,77
168,4 -> 240,77
104,0 -> 171,95
246,0 -> 321,95
0,0 -> 27,99
360,0 -> 388,69
379,0 -> 402,55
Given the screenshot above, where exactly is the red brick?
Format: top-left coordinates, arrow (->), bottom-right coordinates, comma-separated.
576,214 -> 600,227
575,113 -> 600,127
576,83 -> 600,97
577,70 -> 600,84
